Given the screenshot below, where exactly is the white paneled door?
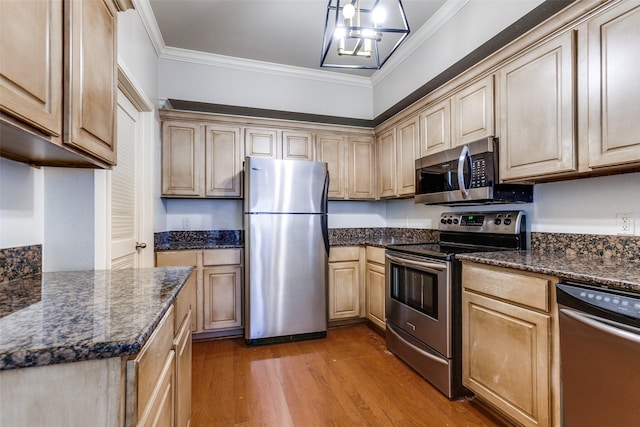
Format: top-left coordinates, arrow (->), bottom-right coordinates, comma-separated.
110,91 -> 143,269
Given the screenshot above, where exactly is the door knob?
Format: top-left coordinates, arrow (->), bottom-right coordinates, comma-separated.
135,242 -> 147,250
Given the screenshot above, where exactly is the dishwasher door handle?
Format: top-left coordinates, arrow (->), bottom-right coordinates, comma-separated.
560,308 -> 640,343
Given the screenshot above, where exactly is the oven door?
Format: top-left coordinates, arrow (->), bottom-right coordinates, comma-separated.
385,251 -> 451,357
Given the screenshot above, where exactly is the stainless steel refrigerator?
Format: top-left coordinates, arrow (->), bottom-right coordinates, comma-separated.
244,156 -> 329,345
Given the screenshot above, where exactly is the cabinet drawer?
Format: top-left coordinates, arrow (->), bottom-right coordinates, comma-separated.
156,251 -> 198,267
175,273 -> 196,332
127,305 -> 175,424
462,263 -> 551,312
203,248 -> 242,266
366,246 -> 386,265
329,246 -> 361,262
136,351 -> 175,427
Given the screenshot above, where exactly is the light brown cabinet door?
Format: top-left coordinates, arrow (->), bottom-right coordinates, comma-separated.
162,122 -> 204,197
205,125 -> 243,197
585,2 -> 640,168
498,31 -> 576,181
377,129 -> 396,199
245,127 -> 279,159
463,290 -> 551,427
173,311 -> 192,427
64,0 -> 119,165
0,0 -> 62,137
328,261 -> 361,320
419,99 -> 451,157
282,131 -> 314,161
366,262 -> 385,330
202,266 -> 243,330
396,116 -> 418,197
316,133 -> 347,199
347,135 -> 376,200
452,75 -> 494,147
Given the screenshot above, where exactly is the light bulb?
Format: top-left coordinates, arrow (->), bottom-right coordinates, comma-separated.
334,26 -> 346,40
372,6 -> 385,26
343,3 -> 355,19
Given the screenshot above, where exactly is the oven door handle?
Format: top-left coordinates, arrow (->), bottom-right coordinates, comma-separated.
386,254 -> 447,272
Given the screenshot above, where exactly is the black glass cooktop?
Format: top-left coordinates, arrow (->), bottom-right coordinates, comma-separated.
386,242 -> 513,260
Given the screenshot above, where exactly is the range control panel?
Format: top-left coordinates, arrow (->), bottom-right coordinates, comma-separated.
439,211 -> 525,235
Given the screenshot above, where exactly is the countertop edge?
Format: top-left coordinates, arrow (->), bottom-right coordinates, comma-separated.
457,251 -> 640,293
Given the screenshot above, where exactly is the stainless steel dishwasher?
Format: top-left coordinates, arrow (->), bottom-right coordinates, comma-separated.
557,281 -> 640,426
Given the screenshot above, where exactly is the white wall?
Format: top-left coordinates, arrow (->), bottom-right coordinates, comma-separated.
372,0 -> 544,116
43,168 -> 95,271
158,58 -> 373,119
0,158 -> 44,248
386,172 -> 640,236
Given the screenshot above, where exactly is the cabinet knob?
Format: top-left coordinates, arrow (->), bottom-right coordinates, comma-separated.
135,242 -> 147,250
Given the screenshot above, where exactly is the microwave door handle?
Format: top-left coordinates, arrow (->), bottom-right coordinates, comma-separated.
386,254 -> 447,272
457,145 -> 471,198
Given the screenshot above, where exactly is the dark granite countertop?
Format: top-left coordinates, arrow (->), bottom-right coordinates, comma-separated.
0,267 -> 193,371
155,243 -> 243,251
457,251 -> 640,293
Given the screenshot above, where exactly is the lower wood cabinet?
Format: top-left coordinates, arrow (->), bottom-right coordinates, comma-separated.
203,265 -> 243,330
461,262 -> 560,427
328,246 -> 364,320
365,246 -> 386,330
156,248 -> 244,336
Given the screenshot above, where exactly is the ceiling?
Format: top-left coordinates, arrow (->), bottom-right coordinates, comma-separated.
147,0 -> 448,77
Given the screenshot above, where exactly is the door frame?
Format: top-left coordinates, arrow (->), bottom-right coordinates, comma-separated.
94,63 -> 154,269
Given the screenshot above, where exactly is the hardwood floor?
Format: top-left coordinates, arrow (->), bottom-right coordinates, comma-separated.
192,324 -> 510,427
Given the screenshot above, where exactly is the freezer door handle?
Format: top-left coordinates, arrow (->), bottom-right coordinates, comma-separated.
321,171 -> 330,255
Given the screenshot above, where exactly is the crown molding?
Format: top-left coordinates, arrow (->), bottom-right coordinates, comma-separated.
159,46 -> 373,88
371,0 -> 470,86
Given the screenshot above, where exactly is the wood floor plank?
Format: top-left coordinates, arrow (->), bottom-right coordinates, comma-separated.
192,324 -> 509,427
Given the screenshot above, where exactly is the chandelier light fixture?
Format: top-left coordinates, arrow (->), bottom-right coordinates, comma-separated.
321,0 -> 410,69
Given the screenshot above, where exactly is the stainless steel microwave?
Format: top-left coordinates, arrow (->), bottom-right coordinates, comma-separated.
415,137 -> 533,206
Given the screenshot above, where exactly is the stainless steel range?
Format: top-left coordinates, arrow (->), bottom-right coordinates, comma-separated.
385,211 -> 527,399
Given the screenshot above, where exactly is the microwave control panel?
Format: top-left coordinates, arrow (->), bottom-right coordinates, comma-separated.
470,159 -> 487,187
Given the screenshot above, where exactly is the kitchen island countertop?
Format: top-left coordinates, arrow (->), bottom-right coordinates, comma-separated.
456,250 -> 640,293
0,267 -> 193,371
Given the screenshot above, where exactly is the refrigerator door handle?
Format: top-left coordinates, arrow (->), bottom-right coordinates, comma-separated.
321,171 -> 330,255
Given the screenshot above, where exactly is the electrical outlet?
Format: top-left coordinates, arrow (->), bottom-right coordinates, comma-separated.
182,217 -> 191,230
616,213 -> 635,235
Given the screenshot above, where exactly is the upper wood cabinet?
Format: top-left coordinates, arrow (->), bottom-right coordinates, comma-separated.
419,99 -> 450,157
581,1 -> 640,170
282,131 -> 314,161
245,127 -> 314,161
244,127 -> 279,159
64,0 -> 119,165
0,0 -> 131,168
316,130 -> 378,201
347,135 -> 376,200
316,133 -> 348,199
205,125 -> 243,197
377,115 -> 417,199
395,116 -> 418,197
416,75 -> 494,157
162,121 -> 204,197
161,120 -> 243,198
376,128 -> 396,199
498,31 -> 576,181
452,75 -> 494,147
0,0 -> 62,137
